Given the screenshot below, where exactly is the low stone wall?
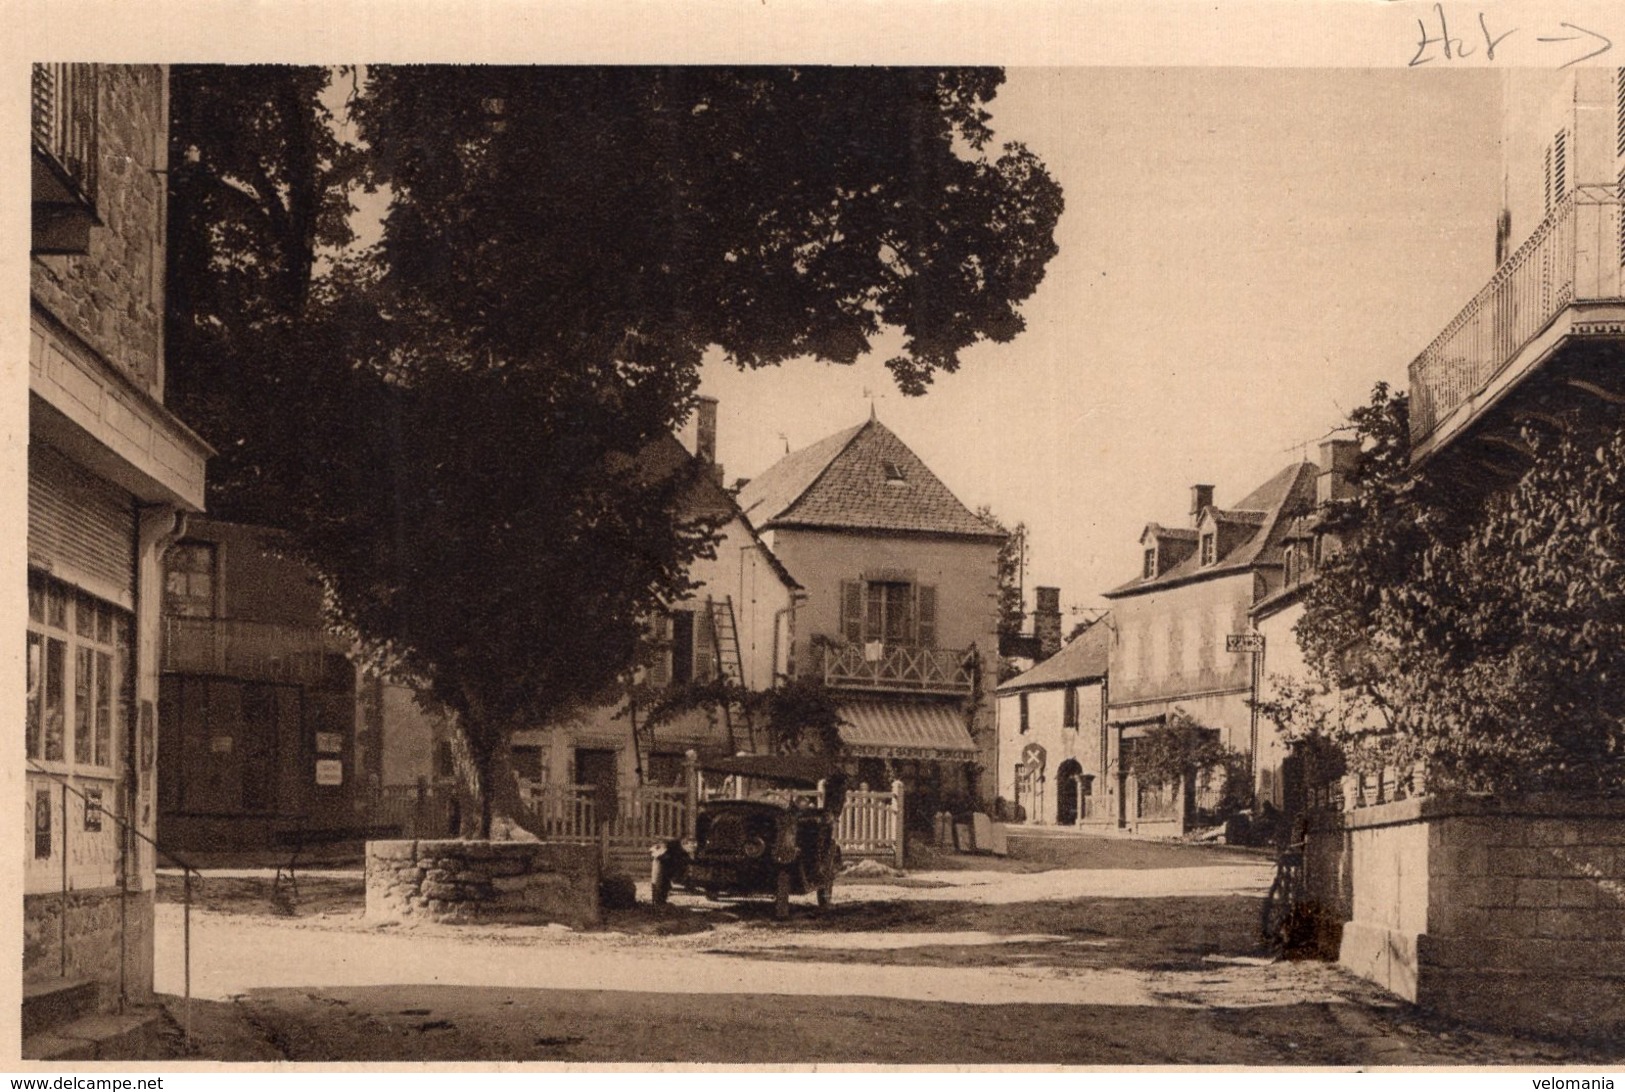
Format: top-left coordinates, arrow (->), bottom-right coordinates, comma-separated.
365,840 -> 600,927
23,888 -> 155,1009
1327,793 -> 1625,1042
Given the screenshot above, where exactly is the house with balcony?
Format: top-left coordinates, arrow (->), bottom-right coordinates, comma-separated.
26,64 -> 211,1043
156,519 -> 463,853
1411,69 -> 1625,484
736,412 -> 1005,815
1100,462 -> 1320,834
994,619 -> 1111,827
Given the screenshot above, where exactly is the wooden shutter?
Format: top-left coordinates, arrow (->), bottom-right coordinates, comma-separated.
840,581 -> 864,644
647,614 -> 672,687
29,444 -> 136,606
916,585 -> 937,648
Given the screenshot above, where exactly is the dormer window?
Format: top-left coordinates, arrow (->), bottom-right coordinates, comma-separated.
1143,548 -> 1156,580
1200,532 -> 1216,566
882,459 -> 906,484
1283,544 -> 1297,587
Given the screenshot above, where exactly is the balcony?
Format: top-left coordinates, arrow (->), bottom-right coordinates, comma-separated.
32,63 -> 99,254
819,640 -> 975,696
163,617 -> 351,688
1408,190 -> 1625,464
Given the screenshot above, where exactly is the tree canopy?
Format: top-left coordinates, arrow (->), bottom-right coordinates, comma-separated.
1282,384 -> 1625,795
165,65 -> 1064,832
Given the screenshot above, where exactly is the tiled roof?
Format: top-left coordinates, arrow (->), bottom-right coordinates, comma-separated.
996,620 -> 1113,693
1206,507 -> 1268,526
1104,461 -> 1319,598
737,418 -> 1003,539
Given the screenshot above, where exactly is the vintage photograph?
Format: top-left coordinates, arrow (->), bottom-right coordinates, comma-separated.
20,54 -> 1625,1067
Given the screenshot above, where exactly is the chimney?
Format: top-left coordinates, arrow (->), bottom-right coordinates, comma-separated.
1034,586 -> 1062,662
1316,439 -> 1361,506
694,396 -> 723,486
1190,484 -> 1215,526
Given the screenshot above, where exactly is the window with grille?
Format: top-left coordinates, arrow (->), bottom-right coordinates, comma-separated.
26,570 -> 130,773
1143,548 -> 1156,580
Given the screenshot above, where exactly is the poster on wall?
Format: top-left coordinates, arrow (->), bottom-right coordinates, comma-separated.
84,786 -> 103,832
315,759 -> 343,787
315,732 -> 344,754
34,788 -> 52,859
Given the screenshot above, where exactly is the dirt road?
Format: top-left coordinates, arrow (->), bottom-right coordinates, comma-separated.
151,833 -> 1614,1065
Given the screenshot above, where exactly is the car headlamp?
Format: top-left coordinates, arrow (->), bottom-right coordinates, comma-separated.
742,836 -> 767,858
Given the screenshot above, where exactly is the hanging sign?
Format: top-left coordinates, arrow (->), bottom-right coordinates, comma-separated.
1226,634 -> 1265,654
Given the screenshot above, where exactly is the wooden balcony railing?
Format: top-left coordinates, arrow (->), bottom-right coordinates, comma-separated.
819,641 -> 974,695
162,617 -> 349,687
1408,191 -> 1625,450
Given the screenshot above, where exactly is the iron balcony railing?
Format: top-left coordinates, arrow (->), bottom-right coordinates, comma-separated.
819,641 -> 975,695
31,63 -> 98,208
1408,190 -> 1625,449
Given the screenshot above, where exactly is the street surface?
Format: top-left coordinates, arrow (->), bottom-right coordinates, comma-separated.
151,831 -> 1617,1065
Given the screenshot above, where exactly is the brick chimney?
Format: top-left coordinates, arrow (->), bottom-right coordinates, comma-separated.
1034,586 -> 1062,662
1190,484 -> 1215,526
693,396 -> 723,486
1316,439 -> 1361,506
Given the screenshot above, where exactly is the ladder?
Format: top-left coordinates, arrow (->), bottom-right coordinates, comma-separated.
707,596 -> 755,751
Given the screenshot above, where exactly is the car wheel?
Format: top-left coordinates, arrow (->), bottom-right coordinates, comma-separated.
816,882 -> 832,910
651,859 -> 671,906
774,868 -> 791,921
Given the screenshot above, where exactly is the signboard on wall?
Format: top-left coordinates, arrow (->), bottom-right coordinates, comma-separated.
1226,634 -> 1265,654
316,732 -> 344,754
315,759 -> 344,787
34,788 -> 52,859
84,787 -> 103,832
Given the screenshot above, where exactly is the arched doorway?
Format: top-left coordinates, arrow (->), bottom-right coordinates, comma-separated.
1055,759 -> 1083,825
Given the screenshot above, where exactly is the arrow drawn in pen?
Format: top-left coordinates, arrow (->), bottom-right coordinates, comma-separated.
1535,22 -> 1612,67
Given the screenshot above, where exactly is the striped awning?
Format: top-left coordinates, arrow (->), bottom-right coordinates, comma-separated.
837,700 -> 978,762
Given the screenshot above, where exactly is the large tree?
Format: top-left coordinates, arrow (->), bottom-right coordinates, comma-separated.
166,65 -> 1063,834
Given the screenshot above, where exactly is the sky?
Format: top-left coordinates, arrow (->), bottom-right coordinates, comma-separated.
694,68 -> 1507,625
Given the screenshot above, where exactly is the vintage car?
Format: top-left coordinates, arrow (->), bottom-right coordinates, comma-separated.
651,754 -> 845,920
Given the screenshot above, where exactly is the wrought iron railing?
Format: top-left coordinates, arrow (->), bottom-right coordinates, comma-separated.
1408,191 -> 1625,447
31,63 -> 98,206
819,641 -> 974,694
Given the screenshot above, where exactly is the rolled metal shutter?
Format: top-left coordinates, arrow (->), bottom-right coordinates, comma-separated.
28,442 -> 136,605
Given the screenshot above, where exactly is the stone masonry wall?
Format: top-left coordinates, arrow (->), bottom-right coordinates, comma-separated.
1330,794 -> 1625,1042
366,840 -> 600,927
24,888 -> 155,1010
32,64 -> 168,396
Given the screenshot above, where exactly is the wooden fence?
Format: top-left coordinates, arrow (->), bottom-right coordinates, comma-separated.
370,781 -> 457,839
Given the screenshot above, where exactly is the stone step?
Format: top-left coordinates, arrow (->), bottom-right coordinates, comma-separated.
23,1007 -> 170,1062
22,977 -> 99,1039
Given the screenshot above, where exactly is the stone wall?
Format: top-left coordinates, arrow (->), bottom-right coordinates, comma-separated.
365,840 -> 600,927
31,65 -> 168,397
24,888 -> 155,1010
1321,793 -> 1625,1042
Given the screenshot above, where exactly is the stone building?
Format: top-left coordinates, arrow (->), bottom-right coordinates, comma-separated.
1100,463 -> 1318,834
994,620 -> 1110,827
736,412 -> 1004,814
27,65 -> 210,1027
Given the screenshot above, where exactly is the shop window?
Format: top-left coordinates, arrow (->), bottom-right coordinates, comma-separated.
25,571 -> 129,774
1063,685 -> 1079,728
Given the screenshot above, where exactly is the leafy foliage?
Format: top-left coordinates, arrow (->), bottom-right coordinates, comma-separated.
1126,710 -> 1250,817
635,677 -> 847,759
166,66 -> 1061,833
1289,384 -> 1625,795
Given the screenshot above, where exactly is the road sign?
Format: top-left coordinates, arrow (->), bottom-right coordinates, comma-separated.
1226,634 -> 1265,654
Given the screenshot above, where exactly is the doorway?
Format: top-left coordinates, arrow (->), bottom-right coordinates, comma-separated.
575,748 -> 620,824
1055,759 -> 1083,825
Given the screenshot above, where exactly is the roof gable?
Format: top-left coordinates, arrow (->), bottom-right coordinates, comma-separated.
1105,462 -> 1319,598
739,418 -> 1002,539
997,621 -> 1113,692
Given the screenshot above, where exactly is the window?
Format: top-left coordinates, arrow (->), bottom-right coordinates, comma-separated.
165,541 -> 217,618
839,580 -> 937,648
1283,544 -> 1297,587
26,571 -> 129,773
1019,691 -> 1030,733
1063,685 -> 1079,728
435,738 -> 457,779
646,608 -> 715,688
882,459 -> 906,484
646,751 -> 686,787
1143,548 -> 1156,580
1200,532 -> 1216,566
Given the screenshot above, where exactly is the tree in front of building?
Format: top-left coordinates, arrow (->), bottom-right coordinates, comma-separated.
166,66 -> 1064,835
1289,383 -> 1625,795
1126,709 -> 1251,823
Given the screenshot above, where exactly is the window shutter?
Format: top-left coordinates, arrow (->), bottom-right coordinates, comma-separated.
917,585 -> 937,648
647,614 -> 672,687
840,581 -> 863,644
694,609 -> 715,682
1545,144 -> 1554,214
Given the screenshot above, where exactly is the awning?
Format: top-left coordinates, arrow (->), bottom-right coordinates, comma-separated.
837,700 -> 979,762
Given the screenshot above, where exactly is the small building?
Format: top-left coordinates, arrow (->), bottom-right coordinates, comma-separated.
994,621 -> 1111,826
1101,462 -> 1319,833
156,518 -> 462,853
737,412 -> 1005,818
27,64 -> 210,1017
